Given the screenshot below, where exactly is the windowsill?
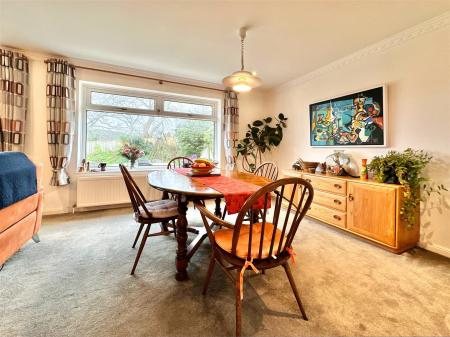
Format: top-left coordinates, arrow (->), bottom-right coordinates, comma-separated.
76,166 -> 167,177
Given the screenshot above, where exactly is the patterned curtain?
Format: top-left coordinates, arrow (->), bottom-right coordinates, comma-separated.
46,59 -> 76,186
0,49 -> 29,152
223,90 -> 239,170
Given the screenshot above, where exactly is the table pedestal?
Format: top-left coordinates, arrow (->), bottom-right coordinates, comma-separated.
174,197 -> 222,281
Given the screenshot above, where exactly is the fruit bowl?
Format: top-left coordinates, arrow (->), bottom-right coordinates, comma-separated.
190,159 -> 215,175
191,166 -> 214,175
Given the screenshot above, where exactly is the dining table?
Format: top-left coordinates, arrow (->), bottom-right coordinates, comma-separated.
147,169 -> 271,281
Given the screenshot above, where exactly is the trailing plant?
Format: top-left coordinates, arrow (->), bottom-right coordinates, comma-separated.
236,113 -> 288,172
368,148 -> 447,229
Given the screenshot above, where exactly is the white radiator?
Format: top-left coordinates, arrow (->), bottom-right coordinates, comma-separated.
76,171 -> 163,208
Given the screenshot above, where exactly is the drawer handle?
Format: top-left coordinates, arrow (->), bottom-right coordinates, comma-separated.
333,215 -> 341,221
334,184 -> 342,189
349,194 -> 354,201
333,199 -> 342,205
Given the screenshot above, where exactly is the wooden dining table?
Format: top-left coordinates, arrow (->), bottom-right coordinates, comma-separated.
147,169 -> 270,281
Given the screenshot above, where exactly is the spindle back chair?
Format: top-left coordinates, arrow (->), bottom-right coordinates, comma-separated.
195,177 -> 314,336
253,161 -> 279,181
120,164 -> 178,275
167,156 -> 193,169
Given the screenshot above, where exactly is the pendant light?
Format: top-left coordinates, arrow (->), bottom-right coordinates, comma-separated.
222,27 -> 262,92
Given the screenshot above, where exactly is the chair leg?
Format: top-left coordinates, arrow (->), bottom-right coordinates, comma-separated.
235,269 -> 242,337
202,251 -> 216,295
32,234 -> 40,243
282,263 -> 308,321
160,221 -> 169,232
131,224 -> 151,275
172,219 -> 177,237
132,223 -> 144,249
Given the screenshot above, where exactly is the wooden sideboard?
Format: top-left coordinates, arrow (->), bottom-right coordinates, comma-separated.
280,169 -> 420,253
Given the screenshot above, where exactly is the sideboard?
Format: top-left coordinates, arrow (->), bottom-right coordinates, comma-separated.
280,169 -> 420,253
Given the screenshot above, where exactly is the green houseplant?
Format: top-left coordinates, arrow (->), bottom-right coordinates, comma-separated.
236,113 -> 288,172
368,148 -> 447,228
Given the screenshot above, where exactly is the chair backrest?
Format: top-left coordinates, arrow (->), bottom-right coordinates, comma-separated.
233,177 -> 314,260
254,162 -> 279,181
119,164 -> 152,219
167,156 -> 194,169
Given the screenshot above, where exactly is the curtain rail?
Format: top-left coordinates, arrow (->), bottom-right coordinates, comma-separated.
44,61 -> 225,93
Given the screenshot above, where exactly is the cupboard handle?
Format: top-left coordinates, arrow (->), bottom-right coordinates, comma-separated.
349,194 -> 354,201
333,199 -> 342,205
333,215 -> 341,221
334,184 -> 342,189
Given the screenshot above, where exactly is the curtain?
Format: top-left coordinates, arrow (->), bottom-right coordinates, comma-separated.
46,59 -> 76,186
223,90 -> 239,170
0,49 -> 29,152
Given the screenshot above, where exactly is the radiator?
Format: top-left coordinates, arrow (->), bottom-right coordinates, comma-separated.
76,171 -> 163,208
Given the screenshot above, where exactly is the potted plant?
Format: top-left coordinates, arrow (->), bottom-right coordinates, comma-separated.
236,113 -> 288,172
368,148 -> 447,228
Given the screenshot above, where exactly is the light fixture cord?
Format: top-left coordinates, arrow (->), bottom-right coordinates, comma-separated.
241,37 -> 245,71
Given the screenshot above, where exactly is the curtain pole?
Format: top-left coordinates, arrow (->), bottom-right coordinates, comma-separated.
43,61 -> 225,93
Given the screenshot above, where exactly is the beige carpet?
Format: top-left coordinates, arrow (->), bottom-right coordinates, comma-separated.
1,206 -> 449,337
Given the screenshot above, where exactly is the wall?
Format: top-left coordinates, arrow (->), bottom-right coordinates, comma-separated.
4,49 -> 225,215
263,23 -> 450,256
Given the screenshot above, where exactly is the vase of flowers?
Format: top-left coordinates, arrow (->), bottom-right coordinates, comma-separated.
120,143 -> 144,169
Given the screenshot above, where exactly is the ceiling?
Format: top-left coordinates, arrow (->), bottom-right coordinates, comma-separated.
0,0 -> 448,88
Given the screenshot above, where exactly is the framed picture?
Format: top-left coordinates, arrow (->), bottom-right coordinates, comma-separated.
309,85 -> 387,147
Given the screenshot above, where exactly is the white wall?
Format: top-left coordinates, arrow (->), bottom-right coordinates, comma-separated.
7,50 -> 225,215
263,24 -> 450,256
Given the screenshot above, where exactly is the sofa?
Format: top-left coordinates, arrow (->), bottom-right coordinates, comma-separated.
0,163 -> 43,266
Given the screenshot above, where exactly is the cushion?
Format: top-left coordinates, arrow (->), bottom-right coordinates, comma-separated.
139,199 -> 178,219
214,222 -> 285,259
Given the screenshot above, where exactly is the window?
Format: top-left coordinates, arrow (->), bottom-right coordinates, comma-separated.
80,84 -> 219,167
91,92 -> 155,110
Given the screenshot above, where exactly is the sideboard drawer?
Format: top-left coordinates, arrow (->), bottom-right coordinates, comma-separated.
313,190 -> 346,212
303,174 -> 347,195
308,203 -> 346,228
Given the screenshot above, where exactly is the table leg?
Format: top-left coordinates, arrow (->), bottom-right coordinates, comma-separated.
214,197 -> 222,218
175,196 -> 189,281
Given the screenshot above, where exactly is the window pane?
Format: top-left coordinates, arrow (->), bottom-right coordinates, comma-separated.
86,110 -> 215,166
91,91 -> 154,110
164,100 -> 213,115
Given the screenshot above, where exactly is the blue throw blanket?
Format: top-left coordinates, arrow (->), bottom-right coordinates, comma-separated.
0,152 -> 37,209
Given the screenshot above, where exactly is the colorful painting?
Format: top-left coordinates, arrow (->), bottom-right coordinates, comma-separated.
309,86 -> 386,146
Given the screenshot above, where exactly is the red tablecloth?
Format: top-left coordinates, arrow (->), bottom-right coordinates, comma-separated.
175,168 -> 270,214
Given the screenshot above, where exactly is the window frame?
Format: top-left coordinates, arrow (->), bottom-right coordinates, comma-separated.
78,82 -> 221,168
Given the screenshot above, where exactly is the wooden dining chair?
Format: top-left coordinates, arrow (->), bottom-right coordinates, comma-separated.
195,177 -> 314,337
254,161 -> 279,181
167,156 -> 194,169
221,162 -> 279,221
119,164 -> 179,275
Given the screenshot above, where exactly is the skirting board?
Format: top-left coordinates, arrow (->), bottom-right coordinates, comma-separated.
418,242 -> 450,259
43,207 -> 73,216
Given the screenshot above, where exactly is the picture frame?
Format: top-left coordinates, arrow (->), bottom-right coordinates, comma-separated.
309,85 -> 387,147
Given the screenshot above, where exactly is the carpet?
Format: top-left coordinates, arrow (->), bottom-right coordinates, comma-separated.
1,206 -> 449,337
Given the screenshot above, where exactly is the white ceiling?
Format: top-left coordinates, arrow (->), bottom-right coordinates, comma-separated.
0,0 -> 449,88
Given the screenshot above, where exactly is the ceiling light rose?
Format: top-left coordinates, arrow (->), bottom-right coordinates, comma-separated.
223,27 -> 262,92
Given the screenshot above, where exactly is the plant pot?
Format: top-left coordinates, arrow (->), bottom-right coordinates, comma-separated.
130,159 -> 136,169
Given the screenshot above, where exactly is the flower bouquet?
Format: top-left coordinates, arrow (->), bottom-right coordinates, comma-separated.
120,143 -> 144,169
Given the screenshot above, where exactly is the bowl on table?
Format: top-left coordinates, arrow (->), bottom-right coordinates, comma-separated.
190,164 -> 215,176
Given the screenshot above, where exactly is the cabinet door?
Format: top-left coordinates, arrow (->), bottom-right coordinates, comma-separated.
347,182 -> 396,245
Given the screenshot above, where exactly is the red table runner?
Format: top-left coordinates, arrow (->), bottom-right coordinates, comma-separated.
175,168 -> 270,214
